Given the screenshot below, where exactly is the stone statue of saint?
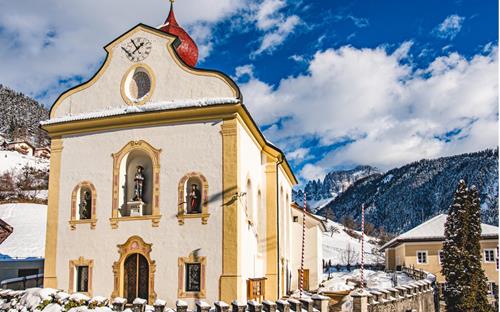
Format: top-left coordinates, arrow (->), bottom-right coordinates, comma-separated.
133,166 -> 145,202
80,190 -> 92,219
189,184 -> 201,213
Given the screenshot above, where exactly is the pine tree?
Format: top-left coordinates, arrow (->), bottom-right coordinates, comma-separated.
442,180 -> 494,312
442,179 -> 469,311
463,185 -> 492,311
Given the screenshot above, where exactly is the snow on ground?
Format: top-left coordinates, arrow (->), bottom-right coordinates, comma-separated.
0,203 -> 47,259
322,219 -> 382,265
0,150 -> 49,174
320,269 -> 415,292
308,198 -> 333,212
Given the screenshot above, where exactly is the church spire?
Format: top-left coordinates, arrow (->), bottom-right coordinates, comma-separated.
159,0 -> 199,67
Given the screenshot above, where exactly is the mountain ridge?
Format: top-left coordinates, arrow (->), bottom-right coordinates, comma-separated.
313,148 -> 498,234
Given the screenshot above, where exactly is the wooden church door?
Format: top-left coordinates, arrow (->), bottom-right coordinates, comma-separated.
124,253 -> 149,302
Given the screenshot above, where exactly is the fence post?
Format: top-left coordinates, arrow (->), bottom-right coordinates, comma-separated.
276,299 -> 290,312
215,301 -> 230,312
262,300 -> 277,312
311,294 -> 329,312
176,300 -> 188,312
248,300 -> 263,312
350,289 -> 369,312
196,300 -> 211,312
232,300 -> 246,312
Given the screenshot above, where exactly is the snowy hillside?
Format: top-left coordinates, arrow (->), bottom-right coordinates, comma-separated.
0,151 -> 49,174
319,148 -> 499,233
322,219 -> 382,265
0,203 -> 47,259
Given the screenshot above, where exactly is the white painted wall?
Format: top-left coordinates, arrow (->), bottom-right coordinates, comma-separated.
237,122 -> 267,298
53,27 -> 235,119
56,121 -> 223,306
289,211 -> 324,291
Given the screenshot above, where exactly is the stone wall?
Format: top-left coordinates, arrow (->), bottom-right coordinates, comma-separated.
350,279 -> 436,312
0,288 -> 331,312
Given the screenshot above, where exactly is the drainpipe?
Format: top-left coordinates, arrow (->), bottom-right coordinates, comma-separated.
276,155 -> 284,299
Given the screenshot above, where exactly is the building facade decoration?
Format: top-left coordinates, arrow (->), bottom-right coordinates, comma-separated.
70,181 -> 97,230
177,172 -> 210,224
69,256 -> 94,296
178,252 -> 207,298
110,140 -> 161,228
112,236 -> 157,303
40,2 -> 324,305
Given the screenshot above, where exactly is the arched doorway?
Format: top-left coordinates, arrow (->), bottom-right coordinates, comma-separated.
112,236 -> 156,303
124,253 -> 149,302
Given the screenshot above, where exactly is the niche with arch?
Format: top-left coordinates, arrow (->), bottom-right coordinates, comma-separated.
177,172 -> 209,225
111,141 -> 161,228
69,181 -> 97,230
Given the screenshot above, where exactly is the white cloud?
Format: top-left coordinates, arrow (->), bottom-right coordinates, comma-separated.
300,164 -> 326,181
433,14 -> 465,40
287,147 -> 311,161
238,43 -> 498,178
234,64 -> 255,80
0,0 -> 249,105
250,0 -> 301,57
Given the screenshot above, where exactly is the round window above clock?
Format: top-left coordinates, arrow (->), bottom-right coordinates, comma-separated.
121,65 -> 155,105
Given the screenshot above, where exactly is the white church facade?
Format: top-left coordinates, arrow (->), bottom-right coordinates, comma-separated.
41,3 -> 324,305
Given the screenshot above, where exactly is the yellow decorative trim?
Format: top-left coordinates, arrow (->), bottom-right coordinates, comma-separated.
42,105 -> 297,186
111,140 -> 161,228
69,219 -> 97,230
177,172 -> 210,225
219,118 -> 243,302
69,256 -> 94,296
109,215 -> 161,228
264,160 -> 278,300
120,63 -> 156,106
49,24 -> 239,119
43,138 -> 63,288
177,254 -> 207,298
112,236 -> 157,304
70,181 -> 97,230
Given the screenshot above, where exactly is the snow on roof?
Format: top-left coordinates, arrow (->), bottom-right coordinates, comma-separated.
41,97 -> 240,125
381,214 -> 499,250
0,203 -> 47,259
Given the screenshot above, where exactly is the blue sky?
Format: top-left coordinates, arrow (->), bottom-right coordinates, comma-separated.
0,0 -> 498,183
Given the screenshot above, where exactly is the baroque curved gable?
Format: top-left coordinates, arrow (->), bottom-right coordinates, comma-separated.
50,24 -> 240,119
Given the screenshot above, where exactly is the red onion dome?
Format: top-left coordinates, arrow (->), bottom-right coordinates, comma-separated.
159,1 -> 199,67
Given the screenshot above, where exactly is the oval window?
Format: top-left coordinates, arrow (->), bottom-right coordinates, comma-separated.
124,66 -> 153,104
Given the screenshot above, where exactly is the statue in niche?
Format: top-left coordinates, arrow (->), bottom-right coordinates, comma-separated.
133,166 -> 145,202
189,184 -> 201,213
79,190 -> 92,219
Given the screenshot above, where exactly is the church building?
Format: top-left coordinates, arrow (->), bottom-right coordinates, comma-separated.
41,2 -> 324,305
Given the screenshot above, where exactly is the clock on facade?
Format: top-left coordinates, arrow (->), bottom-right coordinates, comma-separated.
121,37 -> 152,62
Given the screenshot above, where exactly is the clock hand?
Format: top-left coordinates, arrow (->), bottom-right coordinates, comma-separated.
132,42 -> 145,54
121,46 -> 133,58
131,39 -> 139,49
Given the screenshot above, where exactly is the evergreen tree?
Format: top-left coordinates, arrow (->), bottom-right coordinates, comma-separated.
464,186 -> 492,311
442,180 -> 493,312
442,179 -> 469,311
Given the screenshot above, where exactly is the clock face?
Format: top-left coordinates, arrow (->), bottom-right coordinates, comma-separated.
121,37 -> 152,62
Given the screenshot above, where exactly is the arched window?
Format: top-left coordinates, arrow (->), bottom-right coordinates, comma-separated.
111,141 -> 161,228
177,173 -> 209,225
70,181 -> 97,230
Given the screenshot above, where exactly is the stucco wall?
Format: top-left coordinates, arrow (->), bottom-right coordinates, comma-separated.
385,240 -> 498,285
237,122 -> 268,289
53,28 -> 236,119
55,121 -> 223,306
